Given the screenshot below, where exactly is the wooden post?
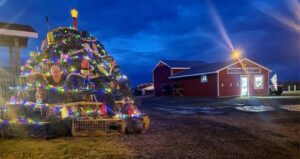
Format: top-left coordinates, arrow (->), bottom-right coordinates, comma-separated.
121,120 -> 126,133
72,120 -> 75,136
14,38 -> 20,75
9,46 -> 15,84
9,46 -> 15,68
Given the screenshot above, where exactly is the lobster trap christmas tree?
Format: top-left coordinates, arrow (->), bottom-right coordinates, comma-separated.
4,9 -> 149,134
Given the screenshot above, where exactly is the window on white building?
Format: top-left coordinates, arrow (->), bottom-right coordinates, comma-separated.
254,75 -> 263,89
201,75 -> 207,83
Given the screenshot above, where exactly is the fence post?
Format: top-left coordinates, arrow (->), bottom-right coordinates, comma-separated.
121,120 -> 126,133
71,120 -> 75,136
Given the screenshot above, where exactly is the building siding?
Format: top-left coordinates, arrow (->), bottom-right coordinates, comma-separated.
218,60 -> 269,97
178,74 -> 217,97
153,59 -> 270,97
153,63 -> 172,96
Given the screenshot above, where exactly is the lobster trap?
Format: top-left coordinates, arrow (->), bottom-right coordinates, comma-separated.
71,118 -> 125,136
71,115 -> 150,136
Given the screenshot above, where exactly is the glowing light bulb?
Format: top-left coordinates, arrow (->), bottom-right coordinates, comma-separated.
232,49 -> 242,60
71,9 -> 78,18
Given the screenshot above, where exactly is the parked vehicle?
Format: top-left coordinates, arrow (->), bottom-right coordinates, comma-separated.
269,85 -> 283,95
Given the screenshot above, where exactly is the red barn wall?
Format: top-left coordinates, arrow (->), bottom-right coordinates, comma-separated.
171,69 -> 189,75
153,59 -> 270,97
219,60 -> 269,97
178,74 -> 217,97
249,68 -> 269,96
153,63 -> 172,96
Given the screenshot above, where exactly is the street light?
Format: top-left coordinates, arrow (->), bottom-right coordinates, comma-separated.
232,49 -> 241,60
71,9 -> 78,29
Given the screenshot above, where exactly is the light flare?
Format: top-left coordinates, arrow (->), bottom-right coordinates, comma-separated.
287,0 -> 300,21
209,4 -> 235,52
232,49 -> 242,60
257,0 -> 300,33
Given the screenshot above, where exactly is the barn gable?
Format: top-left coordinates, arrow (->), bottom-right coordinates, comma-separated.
217,58 -> 272,73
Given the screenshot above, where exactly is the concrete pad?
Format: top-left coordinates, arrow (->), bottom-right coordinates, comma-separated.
235,105 -> 274,112
280,105 -> 300,112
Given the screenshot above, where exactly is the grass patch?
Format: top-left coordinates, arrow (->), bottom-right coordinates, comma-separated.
0,137 -> 134,159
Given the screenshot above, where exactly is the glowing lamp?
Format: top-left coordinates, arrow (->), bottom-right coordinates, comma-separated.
232,49 -> 241,60
71,9 -> 78,29
71,9 -> 78,18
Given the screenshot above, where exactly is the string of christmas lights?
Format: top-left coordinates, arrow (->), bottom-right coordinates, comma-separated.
3,17 -> 144,130
0,117 -> 47,126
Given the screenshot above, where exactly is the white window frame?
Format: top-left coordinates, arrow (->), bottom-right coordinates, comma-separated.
254,75 -> 264,89
201,75 -> 207,83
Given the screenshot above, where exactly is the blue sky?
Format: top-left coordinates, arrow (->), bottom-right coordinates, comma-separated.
0,0 -> 299,86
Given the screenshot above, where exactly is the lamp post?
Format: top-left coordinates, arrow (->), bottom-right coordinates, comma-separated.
231,49 -> 241,60
71,9 -> 78,29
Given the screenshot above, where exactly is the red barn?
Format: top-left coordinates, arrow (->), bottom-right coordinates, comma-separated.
153,58 -> 272,97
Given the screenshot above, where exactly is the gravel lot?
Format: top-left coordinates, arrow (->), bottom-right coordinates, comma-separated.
122,96 -> 300,159
0,96 -> 298,159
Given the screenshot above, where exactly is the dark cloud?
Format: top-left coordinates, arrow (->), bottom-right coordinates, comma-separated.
0,0 -> 299,86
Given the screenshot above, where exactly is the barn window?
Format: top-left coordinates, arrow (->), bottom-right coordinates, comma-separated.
254,75 -> 263,89
201,75 -> 207,83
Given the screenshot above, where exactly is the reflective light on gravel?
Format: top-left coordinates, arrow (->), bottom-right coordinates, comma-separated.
154,107 -> 197,115
235,106 -> 274,112
280,105 -> 300,112
235,103 -> 244,106
154,107 -> 224,115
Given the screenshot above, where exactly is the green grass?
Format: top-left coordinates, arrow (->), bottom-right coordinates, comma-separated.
0,137 -> 134,159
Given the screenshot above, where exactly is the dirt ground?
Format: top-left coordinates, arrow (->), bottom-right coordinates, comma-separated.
121,96 -> 300,159
0,96 -> 299,159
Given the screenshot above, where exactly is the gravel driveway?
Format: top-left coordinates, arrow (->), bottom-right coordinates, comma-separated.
121,96 -> 300,159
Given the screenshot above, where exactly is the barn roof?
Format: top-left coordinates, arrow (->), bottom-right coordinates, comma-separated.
160,60 -> 206,68
169,60 -> 233,78
169,58 -> 272,79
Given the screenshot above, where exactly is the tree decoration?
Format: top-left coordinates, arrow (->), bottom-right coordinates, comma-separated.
97,64 -> 109,76
41,39 -> 48,51
47,31 -> 54,45
71,9 -> 78,29
50,65 -> 62,83
92,43 -> 98,54
1,10 -> 149,135
80,59 -> 90,76
99,103 -> 108,117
